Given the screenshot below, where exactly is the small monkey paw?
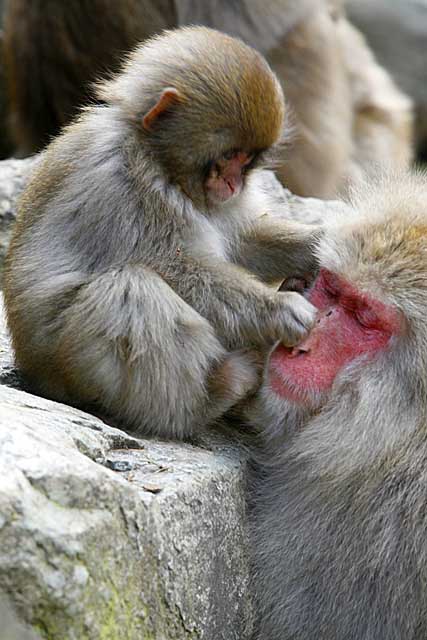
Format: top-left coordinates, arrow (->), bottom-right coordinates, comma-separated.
274,292 -> 316,347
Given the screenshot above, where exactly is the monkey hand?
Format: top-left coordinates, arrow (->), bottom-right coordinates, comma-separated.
267,292 -> 316,347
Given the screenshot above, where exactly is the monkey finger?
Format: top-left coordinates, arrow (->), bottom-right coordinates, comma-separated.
276,292 -> 317,347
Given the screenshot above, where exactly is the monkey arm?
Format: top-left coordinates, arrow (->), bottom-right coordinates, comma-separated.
159,253 -> 314,350
235,218 -> 321,284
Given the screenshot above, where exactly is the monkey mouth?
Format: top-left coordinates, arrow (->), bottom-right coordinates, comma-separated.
206,177 -> 243,205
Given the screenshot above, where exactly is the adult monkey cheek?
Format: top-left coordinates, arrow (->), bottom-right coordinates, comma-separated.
268,330 -> 339,403
268,269 -> 403,404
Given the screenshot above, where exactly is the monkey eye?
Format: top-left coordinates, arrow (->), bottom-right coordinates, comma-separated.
203,159 -> 217,178
324,282 -> 340,299
223,149 -> 235,160
325,286 -> 339,299
225,150 -> 255,167
242,153 -> 255,166
354,306 -> 380,330
321,270 -> 341,298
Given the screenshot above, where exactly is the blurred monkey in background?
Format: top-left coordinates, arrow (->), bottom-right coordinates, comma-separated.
2,0 -> 413,197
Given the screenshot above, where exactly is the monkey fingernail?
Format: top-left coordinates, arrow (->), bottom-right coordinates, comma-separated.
279,277 -> 308,293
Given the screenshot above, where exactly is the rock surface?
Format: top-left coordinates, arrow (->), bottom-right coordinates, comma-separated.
0,157 -> 39,269
0,299 -> 253,639
0,157 -> 351,638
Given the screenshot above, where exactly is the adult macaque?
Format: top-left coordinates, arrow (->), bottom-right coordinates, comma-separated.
292,1 -> 413,197
249,171 -> 427,639
347,0 -> 427,160
338,18 -> 413,190
3,0 -> 412,198
4,27 -> 318,438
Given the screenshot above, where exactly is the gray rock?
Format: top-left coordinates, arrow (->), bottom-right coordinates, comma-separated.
346,0 -> 427,153
0,359 -> 253,639
0,263 -> 253,637
0,157 -> 39,270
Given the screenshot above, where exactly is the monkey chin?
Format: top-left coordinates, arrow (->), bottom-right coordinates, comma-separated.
205,177 -> 243,207
267,345 -> 324,410
258,372 -> 318,438
268,368 -> 321,411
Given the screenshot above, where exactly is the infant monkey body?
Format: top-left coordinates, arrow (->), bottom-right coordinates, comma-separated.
4,27 -> 317,438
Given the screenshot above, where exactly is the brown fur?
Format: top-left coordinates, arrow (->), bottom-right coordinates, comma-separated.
270,5 -> 353,197
2,0 -> 175,154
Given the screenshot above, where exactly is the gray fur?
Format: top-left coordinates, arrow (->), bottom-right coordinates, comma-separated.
4,27 -> 317,438
249,171 -> 427,639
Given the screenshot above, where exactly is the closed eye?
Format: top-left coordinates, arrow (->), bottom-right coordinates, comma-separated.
322,271 -> 342,299
325,286 -> 340,299
354,306 -> 380,330
203,158 -> 216,179
244,150 -> 269,172
223,149 -> 236,160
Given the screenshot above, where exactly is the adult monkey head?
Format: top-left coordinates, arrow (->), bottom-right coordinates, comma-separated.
250,171 -> 427,640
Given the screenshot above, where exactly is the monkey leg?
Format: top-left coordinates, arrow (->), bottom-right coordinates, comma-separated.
54,266 -> 257,438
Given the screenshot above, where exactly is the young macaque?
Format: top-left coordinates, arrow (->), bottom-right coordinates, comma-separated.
249,171 -> 427,639
4,27 -> 317,438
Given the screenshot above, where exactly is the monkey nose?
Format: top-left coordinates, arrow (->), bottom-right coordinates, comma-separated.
289,344 -> 310,357
226,179 -> 236,194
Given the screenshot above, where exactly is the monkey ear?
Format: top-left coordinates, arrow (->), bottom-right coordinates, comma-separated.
142,87 -> 182,131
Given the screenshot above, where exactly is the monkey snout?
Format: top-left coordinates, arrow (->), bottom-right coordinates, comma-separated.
316,307 -> 334,324
289,345 -> 310,358
226,179 -> 236,194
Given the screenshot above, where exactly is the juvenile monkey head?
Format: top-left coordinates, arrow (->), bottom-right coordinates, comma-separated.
97,26 -> 285,209
268,172 -> 427,415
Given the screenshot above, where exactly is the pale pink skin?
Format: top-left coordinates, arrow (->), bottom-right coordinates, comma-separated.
204,151 -> 253,205
268,268 -> 404,405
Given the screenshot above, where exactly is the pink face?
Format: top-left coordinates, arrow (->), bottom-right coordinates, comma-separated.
204,151 -> 253,204
269,269 -> 403,404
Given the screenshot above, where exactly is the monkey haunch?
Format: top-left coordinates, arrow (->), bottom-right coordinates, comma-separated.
249,171 -> 427,640
4,27 -> 317,439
